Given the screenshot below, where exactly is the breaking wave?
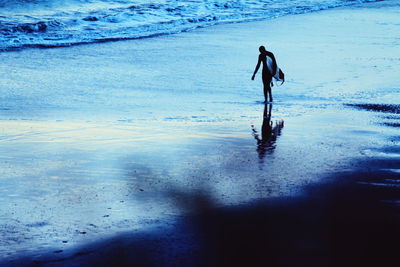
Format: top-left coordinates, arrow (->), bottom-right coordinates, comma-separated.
0,0 -> 384,51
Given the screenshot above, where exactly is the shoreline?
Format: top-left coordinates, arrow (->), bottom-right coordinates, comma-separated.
0,0 -> 399,265
0,0 -> 392,52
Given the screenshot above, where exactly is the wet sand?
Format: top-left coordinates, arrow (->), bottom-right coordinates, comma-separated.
0,0 -> 399,266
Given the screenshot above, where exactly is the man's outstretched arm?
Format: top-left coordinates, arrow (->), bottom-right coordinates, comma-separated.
252,55 -> 261,80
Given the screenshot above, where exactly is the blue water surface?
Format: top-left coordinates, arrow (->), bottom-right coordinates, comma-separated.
0,0 -> 382,50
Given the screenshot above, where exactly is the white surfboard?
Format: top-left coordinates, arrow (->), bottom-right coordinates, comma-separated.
267,56 -> 285,85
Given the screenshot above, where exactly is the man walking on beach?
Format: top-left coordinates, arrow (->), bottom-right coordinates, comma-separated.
251,45 -> 278,102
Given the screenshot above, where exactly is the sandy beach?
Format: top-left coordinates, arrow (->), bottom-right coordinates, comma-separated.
0,0 -> 399,266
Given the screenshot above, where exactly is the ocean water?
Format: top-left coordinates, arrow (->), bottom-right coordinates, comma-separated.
0,0 -> 381,50
0,0 -> 399,261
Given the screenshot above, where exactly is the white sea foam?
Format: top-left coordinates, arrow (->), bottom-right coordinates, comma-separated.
0,0 -> 384,51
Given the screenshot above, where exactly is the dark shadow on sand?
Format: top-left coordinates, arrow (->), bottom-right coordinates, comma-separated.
3,104 -> 399,267
347,103 -> 400,129
5,157 -> 399,267
346,103 -> 400,114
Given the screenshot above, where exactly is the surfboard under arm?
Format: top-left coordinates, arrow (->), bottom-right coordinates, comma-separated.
267,56 -> 284,84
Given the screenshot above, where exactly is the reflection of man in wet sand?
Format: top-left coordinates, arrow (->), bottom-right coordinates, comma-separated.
251,104 -> 284,160
252,45 -> 284,103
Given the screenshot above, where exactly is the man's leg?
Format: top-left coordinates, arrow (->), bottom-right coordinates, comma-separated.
263,83 -> 269,103
268,85 -> 273,102
263,74 -> 273,102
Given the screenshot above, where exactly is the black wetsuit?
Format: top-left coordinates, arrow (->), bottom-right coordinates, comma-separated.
259,51 -> 277,102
